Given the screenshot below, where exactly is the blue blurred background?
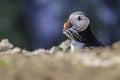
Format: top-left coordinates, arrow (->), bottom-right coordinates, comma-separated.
0,0 -> 120,50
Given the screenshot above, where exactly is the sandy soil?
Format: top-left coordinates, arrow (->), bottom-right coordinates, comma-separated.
0,39 -> 120,80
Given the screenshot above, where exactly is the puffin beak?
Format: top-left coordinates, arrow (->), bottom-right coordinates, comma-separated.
63,19 -> 70,31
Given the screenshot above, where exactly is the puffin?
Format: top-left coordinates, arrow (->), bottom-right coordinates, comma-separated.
63,11 -> 104,51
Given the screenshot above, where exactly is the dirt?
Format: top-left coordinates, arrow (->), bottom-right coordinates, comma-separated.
0,39 -> 120,80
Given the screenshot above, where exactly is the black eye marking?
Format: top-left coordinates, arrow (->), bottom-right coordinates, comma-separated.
78,16 -> 81,21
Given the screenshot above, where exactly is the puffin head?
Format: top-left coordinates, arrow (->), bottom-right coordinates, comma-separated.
64,11 -> 90,31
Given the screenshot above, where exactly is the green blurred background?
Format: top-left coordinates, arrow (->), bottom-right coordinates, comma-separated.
0,0 -> 29,49
0,0 -> 120,50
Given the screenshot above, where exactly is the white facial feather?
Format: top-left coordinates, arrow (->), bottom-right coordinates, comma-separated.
69,12 -> 90,31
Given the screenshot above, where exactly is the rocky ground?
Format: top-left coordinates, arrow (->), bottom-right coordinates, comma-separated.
0,39 -> 120,80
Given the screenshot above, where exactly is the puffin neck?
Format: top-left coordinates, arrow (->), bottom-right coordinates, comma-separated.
77,24 -> 100,46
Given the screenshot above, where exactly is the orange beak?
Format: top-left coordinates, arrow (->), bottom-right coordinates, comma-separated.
63,19 -> 70,31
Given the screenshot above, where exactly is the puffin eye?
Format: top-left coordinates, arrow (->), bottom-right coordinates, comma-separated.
78,16 -> 81,21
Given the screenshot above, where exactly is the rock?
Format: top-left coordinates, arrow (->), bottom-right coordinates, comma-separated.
32,49 -> 49,55
0,39 -> 13,52
112,41 -> 120,50
22,48 -> 49,55
22,49 -> 31,55
59,40 -> 71,52
0,47 -> 21,54
11,47 -> 21,54
49,46 -> 63,54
